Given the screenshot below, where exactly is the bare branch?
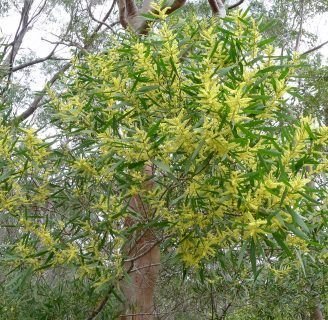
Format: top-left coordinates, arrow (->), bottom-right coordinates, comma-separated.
11,56 -> 67,72
208,0 -> 226,17
87,1 -> 117,32
301,40 -> 328,56
29,0 -> 48,24
228,0 -> 244,9
42,38 -> 88,52
126,0 -> 138,16
6,0 -> 50,69
3,5 -> 73,75
11,33 -> 63,73
3,0 -> 33,70
166,0 -> 187,15
85,0 -> 117,45
124,238 -> 160,263
129,262 -> 161,273
14,62 -> 71,123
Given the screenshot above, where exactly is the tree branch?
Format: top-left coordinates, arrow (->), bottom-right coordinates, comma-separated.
11,56 -> 67,72
118,0 -> 128,28
301,40 -> 328,56
29,0 -> 48,26
86,286 -> 115,320
13,62 -> 71,123
166,0 -> 187,15
85,0 -> 117,46
1,0 -> 33,85
87,1 -> 117,32
208,0 -> 226,17
126,0 -> 138,16
228,0 -> 244,9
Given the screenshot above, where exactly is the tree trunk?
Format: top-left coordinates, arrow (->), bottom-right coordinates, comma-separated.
311,305 -> 324,320
116,0 -> 242,316
294,0 -> 304,52
120,229 -> 160,319
120,164 -> 160,319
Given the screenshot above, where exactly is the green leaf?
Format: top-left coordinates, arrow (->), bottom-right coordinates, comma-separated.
272,232 -> 292,256
237,241 -> 248,268
295,250 -> 306,276
285,223 -> 308,240
257,37 -> 276,48
138,85 -> 159,93
250,238 -> 257,276
153,160 -> 172,174
258,148 -> 281,157
286,206 -> 310,233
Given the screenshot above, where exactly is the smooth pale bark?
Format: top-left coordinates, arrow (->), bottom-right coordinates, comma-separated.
120,165 -> 160,319
120,227 -> 160,319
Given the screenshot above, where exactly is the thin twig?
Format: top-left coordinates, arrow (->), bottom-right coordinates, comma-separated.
11,52 -> 62,72
87,1 -> 116,31
124,238 -> 161,263
129,263 -> 161,273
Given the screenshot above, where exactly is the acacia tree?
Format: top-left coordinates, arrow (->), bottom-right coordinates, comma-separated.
0,1 -> 327,320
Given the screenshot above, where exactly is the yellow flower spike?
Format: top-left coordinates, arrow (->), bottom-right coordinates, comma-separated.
73,159 -> 98,176
244,217 -> 267,239
225,91 -> 252,122
63,243 -> 80,263
179,234 -> 218,268
286,234 -> 309,252
264,173 -> 282,189
150,2 -> 170,20
289,175 -> 311,192
270,217 -> 284,231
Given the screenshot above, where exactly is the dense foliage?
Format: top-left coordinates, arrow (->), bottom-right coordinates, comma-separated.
0,8 -> 327,319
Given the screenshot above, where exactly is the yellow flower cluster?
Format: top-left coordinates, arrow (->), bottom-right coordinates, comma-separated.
2,11 -> 324,276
